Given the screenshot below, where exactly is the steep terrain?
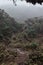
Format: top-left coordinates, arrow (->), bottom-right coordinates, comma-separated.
0,9 -> 22,41
0,9 -> 43,65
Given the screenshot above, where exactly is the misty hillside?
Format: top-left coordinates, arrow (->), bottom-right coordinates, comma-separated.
0,9 -> 43,40
0,9 -> 43,65
0,9 -> 43,42
24,17 -> 43,36
0,9 -> 22,40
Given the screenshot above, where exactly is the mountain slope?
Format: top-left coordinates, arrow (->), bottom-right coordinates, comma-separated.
0,9 -> 22,40
0,9 -> 43,65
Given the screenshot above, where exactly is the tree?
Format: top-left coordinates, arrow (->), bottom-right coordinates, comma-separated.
13,0 -> 43,4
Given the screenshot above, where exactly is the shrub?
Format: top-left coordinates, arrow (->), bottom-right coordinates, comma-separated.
26,28 -> 37,38
29,42 -> 38,49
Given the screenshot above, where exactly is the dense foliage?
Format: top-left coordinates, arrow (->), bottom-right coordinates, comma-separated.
0,9 -> 43,65
13,0 -> 43,4
0,9 -> 22,40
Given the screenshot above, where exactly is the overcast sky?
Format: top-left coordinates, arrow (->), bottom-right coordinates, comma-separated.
0,0 -> 43,23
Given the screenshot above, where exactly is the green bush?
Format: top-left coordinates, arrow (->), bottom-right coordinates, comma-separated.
26,28 -> 37,38
29,42 -> 38,49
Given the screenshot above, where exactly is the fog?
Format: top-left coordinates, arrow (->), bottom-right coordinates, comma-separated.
0,0 -> 43,23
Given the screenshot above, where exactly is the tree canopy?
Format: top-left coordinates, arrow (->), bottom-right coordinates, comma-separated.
26,0 -> 43,4
13,0 -> 43,4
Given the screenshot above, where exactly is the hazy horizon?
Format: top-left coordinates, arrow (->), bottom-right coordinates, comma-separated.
0,0 -> 43,23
